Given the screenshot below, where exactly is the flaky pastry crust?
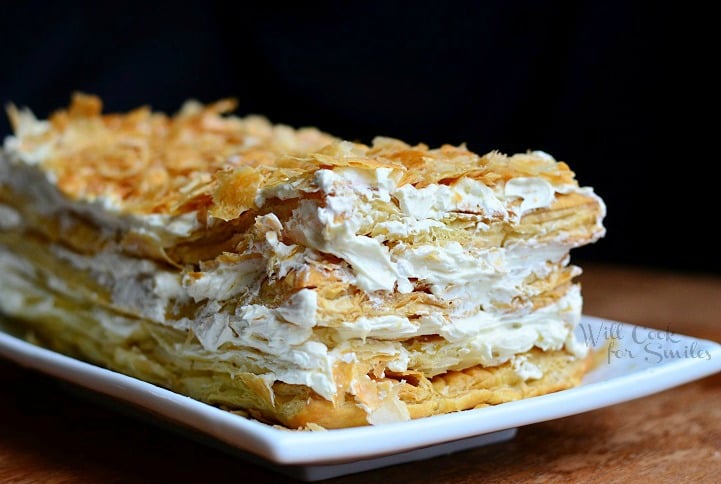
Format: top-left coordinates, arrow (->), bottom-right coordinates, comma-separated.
0,94 -> 606,429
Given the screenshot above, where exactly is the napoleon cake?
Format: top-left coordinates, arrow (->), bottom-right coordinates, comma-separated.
0,94 -> 606,428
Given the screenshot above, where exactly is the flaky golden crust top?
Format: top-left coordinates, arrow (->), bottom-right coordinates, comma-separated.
7,94 -> 579,220
7,93 -> 335,217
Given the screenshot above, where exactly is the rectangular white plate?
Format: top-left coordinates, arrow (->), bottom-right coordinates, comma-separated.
2,315 -> 720,481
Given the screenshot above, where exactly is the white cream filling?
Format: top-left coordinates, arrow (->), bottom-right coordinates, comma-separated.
395,177 -> 507,220
276,167 -> 599,295
512,354 -> 543,381
505,177 -> 556,216
0,204 -> 22,229
183,257 -> 264,303
286,195 -> 402,292
329,285 -> 585,379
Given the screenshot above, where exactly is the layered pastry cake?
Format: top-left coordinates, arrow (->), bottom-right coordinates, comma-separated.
0,94 -> 605,428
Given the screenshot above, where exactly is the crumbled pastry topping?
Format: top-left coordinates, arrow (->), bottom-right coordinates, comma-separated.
7,93 -> 335,216
6,94 -> 578,220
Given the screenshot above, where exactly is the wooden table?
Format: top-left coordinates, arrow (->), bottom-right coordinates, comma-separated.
1,264 -> 720,482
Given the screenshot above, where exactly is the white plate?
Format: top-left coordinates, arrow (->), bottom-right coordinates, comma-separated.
1,315 -> 720,481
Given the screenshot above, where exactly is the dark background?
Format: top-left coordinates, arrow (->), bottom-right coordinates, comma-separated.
1,1 -> 719,274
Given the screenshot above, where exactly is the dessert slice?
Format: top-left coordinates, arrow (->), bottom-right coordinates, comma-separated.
0,94 -> 605,428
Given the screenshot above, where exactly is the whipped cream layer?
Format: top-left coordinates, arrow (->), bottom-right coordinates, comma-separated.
0,243 -> 583,401
280,164 -> 604,295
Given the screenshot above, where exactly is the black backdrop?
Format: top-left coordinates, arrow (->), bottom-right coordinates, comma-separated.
1,1 -> 719,273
